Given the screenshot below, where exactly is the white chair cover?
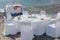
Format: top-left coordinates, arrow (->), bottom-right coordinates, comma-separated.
3,16 -> 17,35
20,15 -> 28,21
46,24 -> 56,37
46,12 -> 60,37
51,12 -> 60,23
16,21 -> 21,32
13,16 -> 21,32
46,20 -> 60,37
22,11 -> 29,15
56,12 -> 60,19
20,21 -> 33,40
40,10 -> 46,16
56,21 -> 60,37
4,23 -> 17,35
6,13 -> 12,20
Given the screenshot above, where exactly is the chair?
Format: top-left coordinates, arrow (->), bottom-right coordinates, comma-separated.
6,13 -> 12,20
46,12 -> 60,37
20,15 -> 28,21
56,12 -> 60,19
40,10 -> 47,18
46,21 -> 60,37
3,13 -> 17,35
22,11 -> 29,15
13,16 -> 21,32
50,12 -> 60,24
4,23 -> 17,35
20,21 -> 33,40
20,11 -> 29,20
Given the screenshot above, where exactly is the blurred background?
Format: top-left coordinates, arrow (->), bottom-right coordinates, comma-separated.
0,0 -> 60,18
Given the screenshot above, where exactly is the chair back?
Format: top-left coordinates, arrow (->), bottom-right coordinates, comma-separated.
56,12 -> 60,19
22,11 -> 29,15
6,13 -> 12,20
56,12 -> 60,26
21,21 -> 32,32
40,10 -> 46,16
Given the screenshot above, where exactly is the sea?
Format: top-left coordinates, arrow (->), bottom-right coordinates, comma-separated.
0,0 -> 60,9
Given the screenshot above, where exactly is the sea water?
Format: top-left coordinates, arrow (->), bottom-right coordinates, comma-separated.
0,0 -> 60,8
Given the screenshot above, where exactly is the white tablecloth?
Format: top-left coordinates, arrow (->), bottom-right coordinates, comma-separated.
20,21 -> 33,40
13,15 -> 51,35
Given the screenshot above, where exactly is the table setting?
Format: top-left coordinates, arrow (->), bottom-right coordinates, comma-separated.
4,13 -> 52,40
13,14 -> 51,35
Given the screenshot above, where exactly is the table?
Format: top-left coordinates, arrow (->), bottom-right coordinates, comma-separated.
13,15 -> 51,40
13,15 -> 51,35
